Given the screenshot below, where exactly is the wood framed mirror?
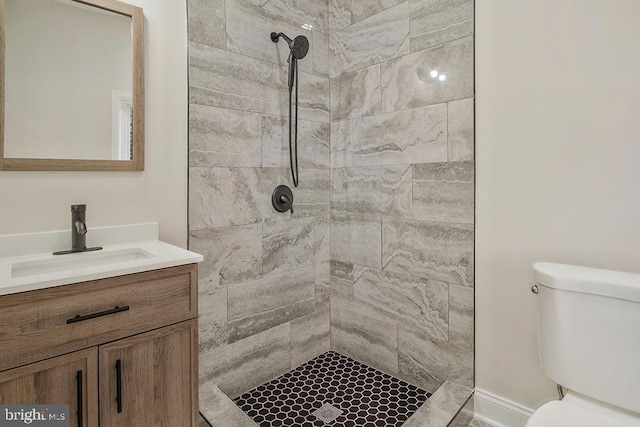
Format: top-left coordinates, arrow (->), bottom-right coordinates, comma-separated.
0,0 -> 144,171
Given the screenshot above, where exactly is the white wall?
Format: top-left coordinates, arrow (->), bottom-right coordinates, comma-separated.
0,0 -> 187,247
476,0 -> 640,412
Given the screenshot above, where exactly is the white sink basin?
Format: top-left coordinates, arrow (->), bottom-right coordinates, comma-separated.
0,224 -> 203,296
11,248 -> 153,278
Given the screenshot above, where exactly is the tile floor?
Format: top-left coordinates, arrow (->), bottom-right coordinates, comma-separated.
232,351 -> 431,426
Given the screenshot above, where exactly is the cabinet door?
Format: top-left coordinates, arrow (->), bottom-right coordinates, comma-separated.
0,348 -> 98,427
99,320 -> 198,427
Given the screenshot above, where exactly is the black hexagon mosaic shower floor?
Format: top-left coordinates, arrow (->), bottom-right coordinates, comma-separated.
233,351 -> 431,426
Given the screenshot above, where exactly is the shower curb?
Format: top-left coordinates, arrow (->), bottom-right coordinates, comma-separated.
403,381 -> 473,427
200,385 -> 258,427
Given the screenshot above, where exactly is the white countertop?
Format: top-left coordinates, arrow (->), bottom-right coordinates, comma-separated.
0,223 -> 203,296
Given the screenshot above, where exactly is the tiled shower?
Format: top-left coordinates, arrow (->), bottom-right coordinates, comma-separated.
188,0 -> 474,424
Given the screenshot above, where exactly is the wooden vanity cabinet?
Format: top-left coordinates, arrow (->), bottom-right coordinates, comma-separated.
99,320 -> 197,427
0,348 -> 98,427
0,264 -> 199,427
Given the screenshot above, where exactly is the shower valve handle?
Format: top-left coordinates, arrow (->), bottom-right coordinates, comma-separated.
280,195 -> 293,213
272,185 -> 294,214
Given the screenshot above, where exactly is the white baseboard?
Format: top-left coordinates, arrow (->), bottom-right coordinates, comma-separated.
473,389 -> 535,427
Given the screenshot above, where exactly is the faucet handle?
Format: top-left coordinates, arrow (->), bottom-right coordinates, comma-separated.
74,221 -> 87,235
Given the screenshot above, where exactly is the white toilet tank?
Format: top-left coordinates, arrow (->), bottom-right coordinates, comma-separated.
533,263 -> 640,415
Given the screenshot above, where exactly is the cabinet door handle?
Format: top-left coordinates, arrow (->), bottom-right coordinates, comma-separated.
115,359 -> 123,413
76,370 -> 83,427
66,306 -> 130,324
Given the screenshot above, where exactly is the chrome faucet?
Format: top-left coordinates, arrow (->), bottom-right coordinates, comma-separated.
53,204 -> 102,255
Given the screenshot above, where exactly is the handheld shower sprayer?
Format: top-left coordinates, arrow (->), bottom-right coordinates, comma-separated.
271,32 -> 309,188
271,33 -> 309,89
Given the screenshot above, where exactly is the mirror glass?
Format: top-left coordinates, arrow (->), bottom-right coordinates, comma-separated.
4,0 -> 133,161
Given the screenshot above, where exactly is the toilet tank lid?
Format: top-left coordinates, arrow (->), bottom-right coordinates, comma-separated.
534,263 -> 640,303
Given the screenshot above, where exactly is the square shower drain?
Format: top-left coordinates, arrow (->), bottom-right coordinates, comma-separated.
234,351 -> 431,426
312,403 -> 343,423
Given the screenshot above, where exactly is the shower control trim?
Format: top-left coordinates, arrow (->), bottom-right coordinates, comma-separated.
272,185 -> 294,214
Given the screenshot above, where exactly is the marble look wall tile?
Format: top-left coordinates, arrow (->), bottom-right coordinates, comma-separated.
330,64 -> 381,121
353,266 -> 449,341
330,260 -> 355,310
382,219 -> 474,286
331,306 -> 399,374
288,168 -> 331,218
226,0 -> 314,75
403,381 -> 473,426
328,0 -> 351,33
315,279 -> 330,307
187,0 -> 226,49
330,215 -> 382,269
198,286 -> 228,353
448,97 -> 474,161
261,115 -> 330,169
449,284 -> 474,347
189,104 -> 262,168
227,267 -> 316,342
189,42 -> 329,123
190,42 -> 284,116
295,72 -> 331,123
329,2 -> 409,77
263,217 -> 329,275
331,165 -> 412,218
200,323 -> 291,399
189,167 -> 289,230
381,36 -> 474,112
313,31 -> 330,78
315,223 -> 331,305
410,0 -> 474,52
330,275 -> 354,311
412,161 -> 474,223
353,104 -> 447,166
398,328 -> 473,392
291,305 -> 331,367
330,259 -> 354,281
200,385 -> 258,427
263,0 -> 329,33
351,0 -> 405,23
331,120 -> 354,168
190,224 -> 263,290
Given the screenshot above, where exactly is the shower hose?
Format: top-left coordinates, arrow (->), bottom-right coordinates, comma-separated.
289,59 -> 299,187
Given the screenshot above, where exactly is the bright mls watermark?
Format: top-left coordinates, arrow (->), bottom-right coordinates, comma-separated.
0,406 -> 69,427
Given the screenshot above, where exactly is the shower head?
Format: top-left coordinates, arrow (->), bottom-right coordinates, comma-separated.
290,35 -> 309,60
270,32 -> 309,60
